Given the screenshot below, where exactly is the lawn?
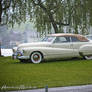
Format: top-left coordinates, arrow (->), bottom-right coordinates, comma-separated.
0,57 -> 92,91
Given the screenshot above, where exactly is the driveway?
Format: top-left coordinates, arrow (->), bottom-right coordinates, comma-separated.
8,85 -> 92,92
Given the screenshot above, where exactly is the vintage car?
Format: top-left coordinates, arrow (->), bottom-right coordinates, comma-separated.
12,33 -> 92,63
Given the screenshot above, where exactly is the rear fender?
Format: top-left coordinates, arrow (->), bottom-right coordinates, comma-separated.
79,45 -> 92,56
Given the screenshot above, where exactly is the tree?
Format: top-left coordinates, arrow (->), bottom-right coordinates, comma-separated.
0,0 -> 11,24
31,0 -> 70,33
0,0 -> 92,34
0,0 -> 70,33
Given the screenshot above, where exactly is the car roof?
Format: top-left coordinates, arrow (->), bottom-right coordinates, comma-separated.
48,33 -> 89,42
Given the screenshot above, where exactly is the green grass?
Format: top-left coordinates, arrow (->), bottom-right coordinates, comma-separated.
0,57 -> 92,91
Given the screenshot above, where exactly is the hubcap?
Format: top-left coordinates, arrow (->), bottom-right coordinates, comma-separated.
33,54 -> 40,61
31,52 -> 42,63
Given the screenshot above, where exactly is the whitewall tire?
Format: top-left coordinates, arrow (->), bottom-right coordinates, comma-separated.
84,55 -> 92,60
30,52 -> 43,63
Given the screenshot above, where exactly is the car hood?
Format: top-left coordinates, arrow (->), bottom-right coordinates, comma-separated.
18,42 -> 51,49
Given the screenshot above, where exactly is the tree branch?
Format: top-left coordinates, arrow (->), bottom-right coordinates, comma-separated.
32,0 -> 38,6
56,21 -> 70,26
32,0 -> 47,12
2,0 -> 12,10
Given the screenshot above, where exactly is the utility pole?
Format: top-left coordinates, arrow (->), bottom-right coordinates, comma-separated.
45,85 -> 48,92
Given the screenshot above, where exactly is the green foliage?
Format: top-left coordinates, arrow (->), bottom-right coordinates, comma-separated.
1,0 -> 92,34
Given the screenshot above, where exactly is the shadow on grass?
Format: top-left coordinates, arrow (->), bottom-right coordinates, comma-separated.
43,57 -> 84,63
13,57 -> 85,64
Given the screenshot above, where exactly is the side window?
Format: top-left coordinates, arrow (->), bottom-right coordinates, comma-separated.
71,37 -> 80,42
54,36 -> 70,43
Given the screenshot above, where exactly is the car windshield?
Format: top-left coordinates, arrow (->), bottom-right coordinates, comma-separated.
41,36 -> 55,42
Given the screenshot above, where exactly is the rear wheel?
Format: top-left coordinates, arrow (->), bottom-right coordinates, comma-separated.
30,52 -> 43,64
84,55 -> 92,60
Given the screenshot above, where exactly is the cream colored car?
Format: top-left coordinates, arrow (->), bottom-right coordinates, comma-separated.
12,33 -> 92,63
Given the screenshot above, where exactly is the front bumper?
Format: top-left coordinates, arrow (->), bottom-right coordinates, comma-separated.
12,51 -> 29,60
18,56 -> 29,59
12,51 -> 22,59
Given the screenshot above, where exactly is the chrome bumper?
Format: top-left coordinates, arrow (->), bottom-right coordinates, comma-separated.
12,51 -> 23,59
18,56 -> 29,59
12,52 -> 29,60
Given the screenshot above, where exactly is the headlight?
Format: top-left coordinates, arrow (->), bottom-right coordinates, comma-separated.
17,51 -> 23,56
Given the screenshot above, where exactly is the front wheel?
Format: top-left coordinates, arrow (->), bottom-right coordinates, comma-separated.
84,55 -> 92,60
30,52 -> 43,64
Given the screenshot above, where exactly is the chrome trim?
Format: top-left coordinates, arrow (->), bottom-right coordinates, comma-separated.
12,50 -> 24,59
18,56 -> 29,59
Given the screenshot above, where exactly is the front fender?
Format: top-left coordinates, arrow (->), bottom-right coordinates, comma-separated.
22,47 -> 48,56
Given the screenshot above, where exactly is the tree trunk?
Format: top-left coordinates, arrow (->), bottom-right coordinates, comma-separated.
48,12 -> 59,33
35,1 -> 59,33
0,0 -> 2,23
51,20 -> 59,33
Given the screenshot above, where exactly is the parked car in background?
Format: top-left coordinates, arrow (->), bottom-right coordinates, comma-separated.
12,33 -> 92,63
85,35 -> 92,41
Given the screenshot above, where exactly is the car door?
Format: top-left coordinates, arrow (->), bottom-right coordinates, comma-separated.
50,36 -> 74,58
70,36 -> 89,56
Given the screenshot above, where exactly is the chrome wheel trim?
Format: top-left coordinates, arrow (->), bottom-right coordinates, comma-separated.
31,52 -> 42,63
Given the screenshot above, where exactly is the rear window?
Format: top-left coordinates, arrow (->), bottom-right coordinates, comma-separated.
71,36 -> 89,42
71,37 -> 80,42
